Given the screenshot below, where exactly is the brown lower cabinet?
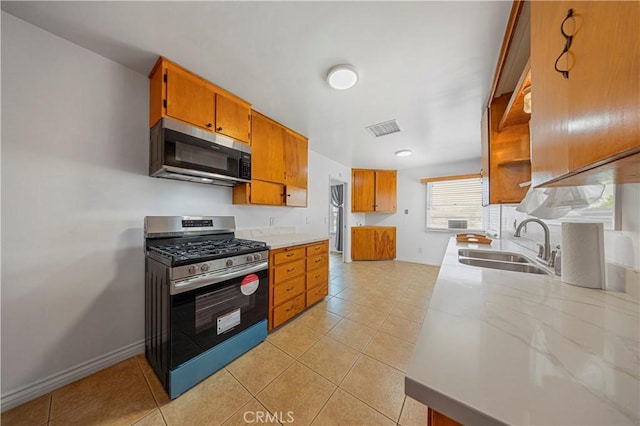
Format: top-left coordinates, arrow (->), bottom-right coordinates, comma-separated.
268,240 -> 329,330
351,226 -> 396,261
428,408 -> 462,426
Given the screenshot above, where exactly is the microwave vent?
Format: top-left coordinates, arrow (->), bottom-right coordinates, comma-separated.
365,119 -> 401,137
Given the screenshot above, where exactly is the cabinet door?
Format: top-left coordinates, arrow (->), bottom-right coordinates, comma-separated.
374,228 -> 396,260
248,180 -> 284,206
284,131 -> 308,189
351,228 -> 376,260
285,185 -> 307,207
352,169 -> 375,212
530,1 -> 571,186
375,170 -> 397,212
566,1 -> 639,171
165,66 -> 215,130
215,93 -> 251,144
251,112 -> 285,183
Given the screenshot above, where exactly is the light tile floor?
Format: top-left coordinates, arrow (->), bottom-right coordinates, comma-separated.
2,254 -> 438,426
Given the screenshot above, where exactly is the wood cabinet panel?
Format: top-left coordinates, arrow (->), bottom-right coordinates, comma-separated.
285,185 -> 307,207
273,259 -> 305,284
284,130 -> 308,189
269,240 -> 329,330
530,1 -> 639,187
215,93 -> 251,144
306,243 -> 328,257
307,268 -> 328,289
530,0 -> 570,187
273,247 -> 305,265
352,169 -> 375,212
375,227 -> 396,260
306,254 -> 328,272
273,275 -> 305,306
374,170 -> 397,213
352,227 -> 396,261
273,293 -> 305,327
248,180 -> 284,206
427,408 -> 461,426
351,228 -> 376,261
166,66 -> 215,130
306,284 -> 328,306
251,112 -> 285,183
480,107 -> 490,206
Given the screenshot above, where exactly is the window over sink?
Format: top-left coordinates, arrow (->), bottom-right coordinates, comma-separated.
424,175 -> 484,231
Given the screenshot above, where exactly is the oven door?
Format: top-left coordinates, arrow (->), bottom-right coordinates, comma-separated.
169,267 -> 268,369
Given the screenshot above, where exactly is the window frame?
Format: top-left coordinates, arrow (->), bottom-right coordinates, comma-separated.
423,174 -> 485,233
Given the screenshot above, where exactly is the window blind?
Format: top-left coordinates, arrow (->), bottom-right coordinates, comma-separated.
426,177 -> 484,230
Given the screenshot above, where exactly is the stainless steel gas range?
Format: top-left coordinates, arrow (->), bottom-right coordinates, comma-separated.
144,216 -> 268,399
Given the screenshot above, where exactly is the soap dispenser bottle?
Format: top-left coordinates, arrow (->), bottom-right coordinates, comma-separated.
553,245 -> 561,276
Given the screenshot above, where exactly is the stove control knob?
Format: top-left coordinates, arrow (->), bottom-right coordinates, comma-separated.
246,255 -> 255,262
187,266 -> 197,275
226,259 -> 234,267
200,264 -> 210,272
254,253 -> 261,261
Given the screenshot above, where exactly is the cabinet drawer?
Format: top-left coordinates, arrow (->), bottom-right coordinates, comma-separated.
273,259 -> 305,284
306,254 -> 328,271
273,293 -> 305,327
307,284 -> 328,306
273,275 -> 305,306
307,269 -> 328,289
273,247 -> 305,265
306,242 -> 328,257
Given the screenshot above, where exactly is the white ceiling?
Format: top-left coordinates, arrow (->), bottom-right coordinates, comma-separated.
1,1 -> 511,170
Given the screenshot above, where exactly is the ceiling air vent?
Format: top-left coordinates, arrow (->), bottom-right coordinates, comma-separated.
365,119 -> 401,137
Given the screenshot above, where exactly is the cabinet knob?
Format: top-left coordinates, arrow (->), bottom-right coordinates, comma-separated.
206,123 -> 212,128
216,126 -> 223,131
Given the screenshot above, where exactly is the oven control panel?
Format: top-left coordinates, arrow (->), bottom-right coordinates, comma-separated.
171,250 -> 269,282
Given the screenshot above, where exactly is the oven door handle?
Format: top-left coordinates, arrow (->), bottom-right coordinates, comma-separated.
171,261 -> 268,295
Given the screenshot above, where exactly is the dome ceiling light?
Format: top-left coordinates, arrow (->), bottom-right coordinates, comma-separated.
395,150 -> 412,157
326,64 -> 359,90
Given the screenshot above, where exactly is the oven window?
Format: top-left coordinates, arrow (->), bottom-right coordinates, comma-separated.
194,284 -> 253,334
175,141 -> 228,170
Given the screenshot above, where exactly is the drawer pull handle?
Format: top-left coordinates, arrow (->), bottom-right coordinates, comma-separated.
286,268 -> 295,272
315,275 -> 320,279
286,253 -> 295,257
286,286 -> 294,291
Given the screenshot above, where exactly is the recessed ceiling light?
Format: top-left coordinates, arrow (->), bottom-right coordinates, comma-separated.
395,150 -> 412,157
326,64 -> 358,90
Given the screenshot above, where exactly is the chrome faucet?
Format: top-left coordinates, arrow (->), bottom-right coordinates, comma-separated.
514,218 -> 551,263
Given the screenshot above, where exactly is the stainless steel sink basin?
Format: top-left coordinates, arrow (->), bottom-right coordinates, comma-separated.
458,249 -> 530,264
458,258 -> 552,275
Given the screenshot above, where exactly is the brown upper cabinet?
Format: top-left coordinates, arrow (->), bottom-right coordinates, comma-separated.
481,1 -> 532,206
233,111 -> 308,207
148,57 -> 251,144
352,169 -> 397,213
529,1 -> 639,187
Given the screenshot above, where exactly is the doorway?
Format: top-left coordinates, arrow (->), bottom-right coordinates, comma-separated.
329,178 -> 347,264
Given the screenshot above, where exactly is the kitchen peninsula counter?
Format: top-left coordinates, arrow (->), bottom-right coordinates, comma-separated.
405,238 -> 639,425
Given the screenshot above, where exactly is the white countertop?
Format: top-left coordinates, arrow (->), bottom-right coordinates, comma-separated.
405,238 -> 640,425
236,227 -> 329,250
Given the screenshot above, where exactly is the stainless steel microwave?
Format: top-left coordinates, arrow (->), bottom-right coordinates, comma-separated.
149,118 -> 251,187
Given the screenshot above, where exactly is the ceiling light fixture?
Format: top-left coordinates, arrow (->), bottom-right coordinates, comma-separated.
395,150 -> 412,157
326,64 -> 359,90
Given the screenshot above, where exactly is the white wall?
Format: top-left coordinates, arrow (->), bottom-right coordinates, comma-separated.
365,158 -> 480,265
0,12 -> 353,405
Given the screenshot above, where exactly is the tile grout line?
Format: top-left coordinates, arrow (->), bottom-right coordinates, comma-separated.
134,356 -> 170,426
46,392 -> 53,424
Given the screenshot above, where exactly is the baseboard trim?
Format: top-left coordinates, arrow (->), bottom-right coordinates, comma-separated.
1,339 -> 145,412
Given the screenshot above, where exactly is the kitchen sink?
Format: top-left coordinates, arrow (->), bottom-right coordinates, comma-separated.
458,249 -> 530,264
457,249 -> 552,276
458,258 -> 552,275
